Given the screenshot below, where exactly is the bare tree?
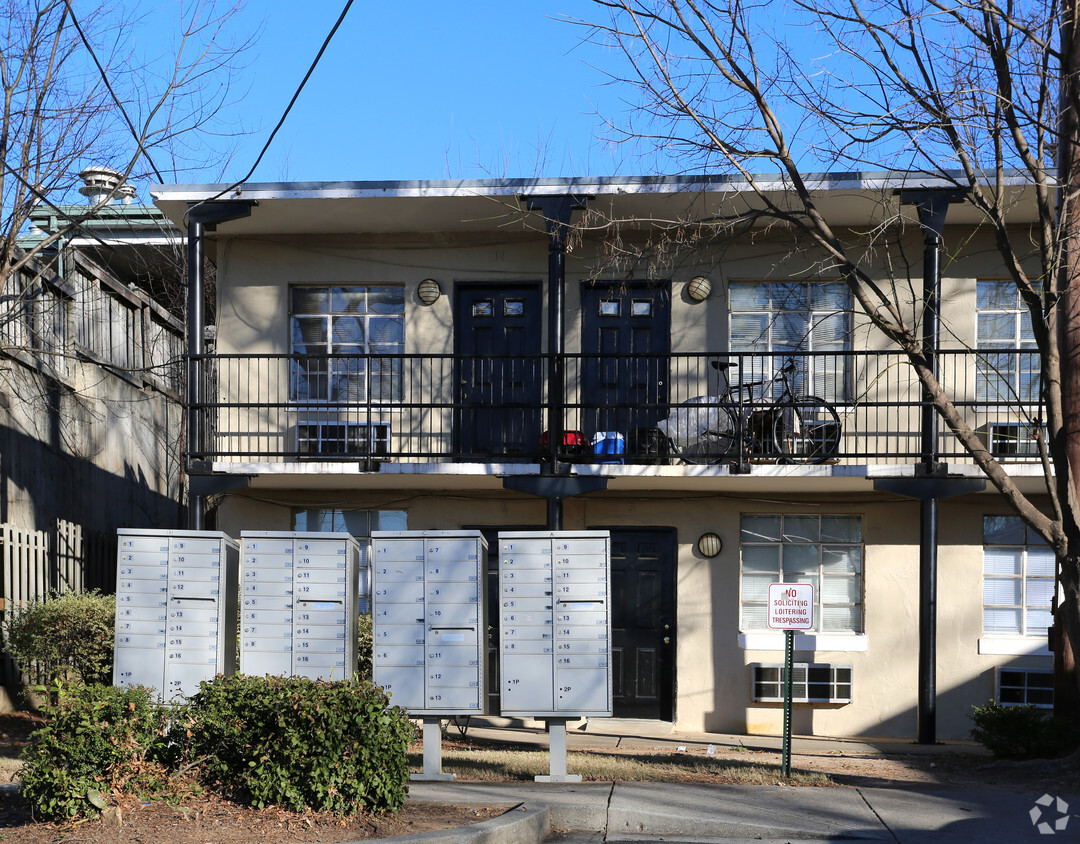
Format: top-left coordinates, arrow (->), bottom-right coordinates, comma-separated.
581,0 -> 1080,723
0,0 -> 251,350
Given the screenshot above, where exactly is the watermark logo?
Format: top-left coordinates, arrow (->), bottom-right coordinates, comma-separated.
1029,794 -> 1071,835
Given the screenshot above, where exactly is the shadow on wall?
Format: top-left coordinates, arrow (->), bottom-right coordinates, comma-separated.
0,395 -> 184,541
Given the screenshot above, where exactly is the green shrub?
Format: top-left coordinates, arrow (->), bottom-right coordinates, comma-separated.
357,612 -> 373,680
19,682 -> 172,820
4,590 -> 115,685
175,673 -> 416,814
970,701 -> 1080,759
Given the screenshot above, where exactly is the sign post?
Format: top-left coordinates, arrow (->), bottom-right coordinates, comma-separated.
767,582 -> 815,777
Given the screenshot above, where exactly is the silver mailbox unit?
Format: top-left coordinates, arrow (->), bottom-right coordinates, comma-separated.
239,531 -> 363,681
370,530 -> 488,715
113,529 -> 239,702
499,531 -> 612,717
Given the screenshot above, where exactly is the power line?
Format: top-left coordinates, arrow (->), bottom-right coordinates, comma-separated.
186,0 -> 356,218
62,0 -> 165,183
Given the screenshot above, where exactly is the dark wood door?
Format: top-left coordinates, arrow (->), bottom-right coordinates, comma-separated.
599,527 -> 677,720
454,283 -> 543,457
581,282 -> 670,438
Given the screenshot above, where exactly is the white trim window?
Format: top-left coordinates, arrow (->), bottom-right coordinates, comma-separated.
976,280 -> 1039,405
983,515 -> 1054,637
293,507 -> 407,534
740,514 -> 863,633
997,667 -> 1053,708
752,663 -> 853,703
290,285 -> 405,402
729,281 -> 850,403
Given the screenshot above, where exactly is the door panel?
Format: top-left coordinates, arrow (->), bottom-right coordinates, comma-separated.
601,527 -> 677,721
455,284 -> 543,458
581,283 -> 670,440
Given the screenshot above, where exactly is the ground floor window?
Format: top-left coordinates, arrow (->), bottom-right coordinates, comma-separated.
983,515 -> 1054,636
751,663 -> 852,703
998,667 -> 1053,708
292,508 -> 407,535
740,514 -> 863,633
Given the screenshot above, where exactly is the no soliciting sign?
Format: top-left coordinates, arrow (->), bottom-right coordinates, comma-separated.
767,582 -> 815,630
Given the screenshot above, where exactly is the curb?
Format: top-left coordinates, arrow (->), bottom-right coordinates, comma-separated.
350,802 -> 550,844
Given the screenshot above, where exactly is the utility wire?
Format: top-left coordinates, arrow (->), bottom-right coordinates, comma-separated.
63,0 -> 165,183
185,0 -> 356,218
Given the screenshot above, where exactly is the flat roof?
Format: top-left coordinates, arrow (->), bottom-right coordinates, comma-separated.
151,171 -> 1042,236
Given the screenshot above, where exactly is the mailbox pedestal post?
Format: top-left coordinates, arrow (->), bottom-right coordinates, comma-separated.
536,719 -> 581,783
414,718 -> 454,782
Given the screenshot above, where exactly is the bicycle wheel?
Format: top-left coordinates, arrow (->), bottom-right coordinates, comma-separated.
673,404 -> 738,464
771,396 -> 841,464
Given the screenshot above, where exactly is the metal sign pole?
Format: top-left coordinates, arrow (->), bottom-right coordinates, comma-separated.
782,628 -> 794,778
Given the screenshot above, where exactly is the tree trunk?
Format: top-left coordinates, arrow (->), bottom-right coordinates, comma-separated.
1058,0 -> 1080,725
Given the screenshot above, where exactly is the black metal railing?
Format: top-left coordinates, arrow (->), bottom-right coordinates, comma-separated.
186,349 -> 1044,468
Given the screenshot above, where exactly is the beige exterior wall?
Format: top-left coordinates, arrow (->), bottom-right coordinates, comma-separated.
202,219 -> 1052,740
212,485 -> 1053,741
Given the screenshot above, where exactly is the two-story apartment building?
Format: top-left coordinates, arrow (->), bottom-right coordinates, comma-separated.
152,174 -> 1054,740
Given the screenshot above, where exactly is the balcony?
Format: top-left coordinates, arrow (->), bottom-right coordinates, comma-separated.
187,350 -> 1042,470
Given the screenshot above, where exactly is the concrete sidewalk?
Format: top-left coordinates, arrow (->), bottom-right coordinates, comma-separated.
388,721 -> 1077,842
404,780 -> 1078,842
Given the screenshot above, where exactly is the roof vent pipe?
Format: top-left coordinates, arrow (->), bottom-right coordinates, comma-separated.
78,166 -> 123,204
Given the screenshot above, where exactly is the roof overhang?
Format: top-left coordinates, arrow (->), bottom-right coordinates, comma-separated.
151,171 -> 1042,238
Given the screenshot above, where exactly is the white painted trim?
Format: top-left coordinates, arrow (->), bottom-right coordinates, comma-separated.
738,632 -> 869,652
978,636 -> 1051,656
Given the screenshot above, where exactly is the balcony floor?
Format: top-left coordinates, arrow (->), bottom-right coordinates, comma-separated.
201,459 -> 1051,495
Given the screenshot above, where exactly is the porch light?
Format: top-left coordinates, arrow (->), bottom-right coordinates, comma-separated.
697,532 -> 723,558
687,276 -> 712,301
417,278 -> 441,305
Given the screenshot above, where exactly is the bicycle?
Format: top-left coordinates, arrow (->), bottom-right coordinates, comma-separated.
658,359 -> 841,465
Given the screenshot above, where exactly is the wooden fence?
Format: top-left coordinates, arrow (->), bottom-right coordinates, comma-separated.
0,519 -> 113,692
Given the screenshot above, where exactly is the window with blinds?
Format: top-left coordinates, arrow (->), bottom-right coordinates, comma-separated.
740,514 -> 863,633
729,281 -> 851,403
983,515 -> 1054,637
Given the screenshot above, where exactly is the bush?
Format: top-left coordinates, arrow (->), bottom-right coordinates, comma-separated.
19,682 -> 173,820
970,701 -> 1080,760
175,673 -> 416,814
357,612 -> 373,680
4,590 -> 115,686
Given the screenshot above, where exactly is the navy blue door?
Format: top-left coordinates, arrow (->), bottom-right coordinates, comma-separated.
581,282 -> 670,442
600,527 -> 677,720
454,283 -> 543,458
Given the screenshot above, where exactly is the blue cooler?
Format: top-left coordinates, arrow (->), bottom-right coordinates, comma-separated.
592,431 -> 625,464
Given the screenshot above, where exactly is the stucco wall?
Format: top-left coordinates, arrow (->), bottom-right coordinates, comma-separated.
212,486 -> 1053,741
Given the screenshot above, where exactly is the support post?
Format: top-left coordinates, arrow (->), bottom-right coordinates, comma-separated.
918,496 -> 938,744
183,201 -> 255,530
520,193 -> 590,499
411,718 -> 455,781
536,719 -> 582,783
899,188 -> 965,745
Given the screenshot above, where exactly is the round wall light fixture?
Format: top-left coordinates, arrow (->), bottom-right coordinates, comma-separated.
687,275 -> 712,301
697,532 -> 723,558
417,278 -> 442,305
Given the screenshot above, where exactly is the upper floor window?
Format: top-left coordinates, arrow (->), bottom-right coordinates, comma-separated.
740,514 -> 863,633
976,280 -> 1039,404
983,515 -> 1054,637
290,286 -> 404,402
729,281 -> 850,403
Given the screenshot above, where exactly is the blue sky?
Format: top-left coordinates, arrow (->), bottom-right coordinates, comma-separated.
171,1 -> 644,185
